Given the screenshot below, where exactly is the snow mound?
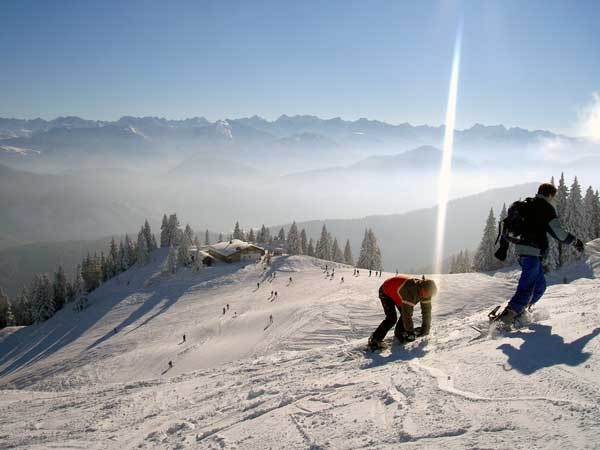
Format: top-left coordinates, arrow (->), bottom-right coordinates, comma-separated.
1,247 -> 600,448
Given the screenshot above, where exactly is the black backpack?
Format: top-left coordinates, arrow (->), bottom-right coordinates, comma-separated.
496,197 -> 536,246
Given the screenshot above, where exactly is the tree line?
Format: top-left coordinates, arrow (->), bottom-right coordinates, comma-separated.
0,214 -> 385,329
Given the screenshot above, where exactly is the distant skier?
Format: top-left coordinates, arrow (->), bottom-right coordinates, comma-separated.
257,282 -> 260,289
494,183 -> 584,328
275,291 -> 278,299
182,334 -> 186,343
226,303 -> 230,311
168,361 -> 173,369
269,314 -> 273,324
114,327 -> 118,334
369,270 -> 372,277
223,307 -> 226,315
379,271 -> 382,278
289,276 -> 293,284
357,269 -> 360,276
368,275 -> 438,350
341,277 -> 344,283
353,268 -> 357,276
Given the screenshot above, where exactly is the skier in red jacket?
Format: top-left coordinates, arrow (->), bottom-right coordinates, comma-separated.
368,275 -> 438,350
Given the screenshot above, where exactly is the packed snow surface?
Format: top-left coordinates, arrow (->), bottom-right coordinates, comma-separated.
1,241 -> 600,449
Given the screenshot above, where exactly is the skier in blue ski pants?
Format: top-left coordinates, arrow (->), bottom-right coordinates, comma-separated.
507,256 -> 546,313
496,183 -> 584,326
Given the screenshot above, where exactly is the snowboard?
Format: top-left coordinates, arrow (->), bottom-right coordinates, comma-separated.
469,305 -> 546,340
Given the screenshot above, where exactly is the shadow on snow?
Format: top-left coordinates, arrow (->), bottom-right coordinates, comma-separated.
497,323 -> 600,375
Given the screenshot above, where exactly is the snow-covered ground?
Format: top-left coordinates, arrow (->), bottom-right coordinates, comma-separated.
1,242 -> 600,449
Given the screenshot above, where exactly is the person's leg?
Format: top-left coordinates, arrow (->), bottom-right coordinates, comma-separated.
528,258 -> 546,309
508,256 -> 542,314
371,294 -> 397,342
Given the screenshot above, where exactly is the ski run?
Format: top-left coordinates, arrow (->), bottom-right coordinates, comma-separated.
1,240 -> 600,449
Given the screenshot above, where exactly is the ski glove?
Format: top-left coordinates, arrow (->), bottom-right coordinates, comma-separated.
574,239 -> 585,253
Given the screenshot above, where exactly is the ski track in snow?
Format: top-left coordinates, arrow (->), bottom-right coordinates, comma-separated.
1,242 -> 600,449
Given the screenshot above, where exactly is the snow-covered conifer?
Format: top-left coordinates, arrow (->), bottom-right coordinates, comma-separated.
300,229 -> 308,254
0,287 -> 10,328
315,225 -> 332,260
160,214 -> 169,247
177,232 -> 192,267
473,208 -> 499,272
31,274 -> 55,323
52,265 -> 67,311
137,229 -> 150,265
564,176 -> 584,263
331,238 -> 344,263
233,222 -> 244,240
343,239 -> 354,266
287,222 -> 301,255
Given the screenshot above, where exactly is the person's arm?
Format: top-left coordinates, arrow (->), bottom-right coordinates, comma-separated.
547,217 -> 575,244
399,280 -> 418,335
419,300 -> 432,335
400,304 -> 415,334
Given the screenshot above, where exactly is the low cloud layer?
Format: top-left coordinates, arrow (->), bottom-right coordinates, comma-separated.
578,92 -> 600,140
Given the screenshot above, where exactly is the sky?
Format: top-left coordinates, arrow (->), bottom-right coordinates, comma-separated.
1,0 -> 599,135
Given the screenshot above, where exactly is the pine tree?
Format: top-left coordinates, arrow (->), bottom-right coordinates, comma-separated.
343,239 -> 354,266
137,229 -> 150,265
177,231 -> 192,267
143,219 -> 156,251
307,238 -> 315,257
233,222 -> 244,240
300,229 -> 308,254
0,287 -> 10,328
277,227 -> 286,242
247,228 -> 256,242
315,225 -> 332,260
205,229 -> 210,245
12,287 -> 33,326
583,186 -> 597,242
287,222 -> 301,255
108,237 -> 118,277
473,208 -> 499,272
331,238 -> 344,263
368,229 -> 383,271
184,224 -> 194,244
31,274 -> 55,323
160,214 -> 169,247
124,234 -> 136,267
555,173 -> 570,267
166,245 -> 177,274
53,265 -> 68,311
594,190 -> 600,239
564,176 -> 584,263
356,229 -> 371,269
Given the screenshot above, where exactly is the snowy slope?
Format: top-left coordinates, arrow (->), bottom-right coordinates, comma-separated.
1,243 -> 600,449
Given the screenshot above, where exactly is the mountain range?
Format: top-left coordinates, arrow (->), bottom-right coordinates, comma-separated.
2,115 -> 598,173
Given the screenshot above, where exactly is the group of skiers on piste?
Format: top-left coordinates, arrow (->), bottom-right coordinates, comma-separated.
367,182 -> 586,351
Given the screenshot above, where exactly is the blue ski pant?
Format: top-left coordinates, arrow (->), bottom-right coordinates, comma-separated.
508,255 -> 546,314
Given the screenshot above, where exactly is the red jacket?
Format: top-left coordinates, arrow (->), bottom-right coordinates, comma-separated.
381,276 -> 410,307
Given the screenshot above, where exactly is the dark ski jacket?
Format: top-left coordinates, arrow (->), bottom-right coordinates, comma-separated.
514,194 -> 575,257
380,277 -> 432,335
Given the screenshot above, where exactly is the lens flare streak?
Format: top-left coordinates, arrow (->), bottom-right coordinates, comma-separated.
433,26 -> 462,278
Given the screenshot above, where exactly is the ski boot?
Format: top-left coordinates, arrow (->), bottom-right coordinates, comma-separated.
494,307 -> 518,330
367,335 -> 386,351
